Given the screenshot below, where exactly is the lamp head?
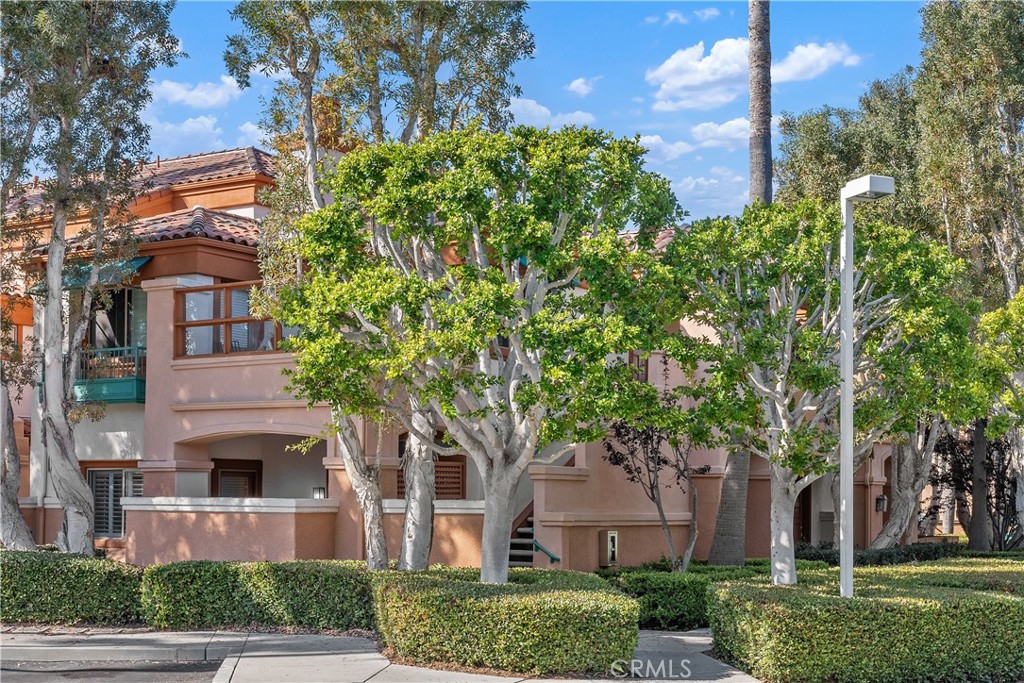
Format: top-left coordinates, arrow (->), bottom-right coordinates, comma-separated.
841,175 -> 895,202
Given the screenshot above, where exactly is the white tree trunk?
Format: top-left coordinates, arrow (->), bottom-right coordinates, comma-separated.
1,384 -> 35,550
871,444 -> 918,549
335,415 -> 388,570
480,469 -> 520,584
680,477 -> 700,573
769,466 -> 799,585
399,404 -> 435,570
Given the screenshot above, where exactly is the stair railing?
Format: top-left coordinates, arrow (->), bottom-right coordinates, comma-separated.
532,539 -> 560,564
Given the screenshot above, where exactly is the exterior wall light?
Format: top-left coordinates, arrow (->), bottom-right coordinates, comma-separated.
312,487 -> 327,499
875,493 -> 889,513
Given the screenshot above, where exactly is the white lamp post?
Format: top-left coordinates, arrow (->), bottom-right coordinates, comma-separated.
839,174 -> 895,599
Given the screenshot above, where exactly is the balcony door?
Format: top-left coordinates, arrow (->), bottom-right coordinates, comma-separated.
89,289 -> 146,349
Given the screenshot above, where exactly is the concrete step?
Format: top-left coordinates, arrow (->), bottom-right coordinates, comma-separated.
509,560 -> 533,568
509,539 -> 533,549
509,549 -> 533,558
516,527 -> 534,535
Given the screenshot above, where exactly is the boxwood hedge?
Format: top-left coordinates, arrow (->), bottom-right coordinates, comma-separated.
709,559 -> 1024,683
141,560 -> 374,630
0,550 -> 142,625
601,559 -> 829,629
371,569 -> 638,675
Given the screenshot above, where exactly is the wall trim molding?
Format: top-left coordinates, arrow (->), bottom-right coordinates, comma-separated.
122,496 -> 339,513
382,499 -> 485,514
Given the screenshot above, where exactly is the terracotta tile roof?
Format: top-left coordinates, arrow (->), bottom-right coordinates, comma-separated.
135,206 -> 260,247
8,147 -> 276,216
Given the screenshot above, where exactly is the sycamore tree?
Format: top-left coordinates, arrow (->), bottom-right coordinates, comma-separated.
276,125 -> 682,583
229,0 -> 534,571
664,201 -> 969,584
1,1 -> 179,554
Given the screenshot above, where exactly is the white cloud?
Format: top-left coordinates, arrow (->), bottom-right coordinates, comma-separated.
552,111 -> 596,127
691,117 -> 749,151
647,38 -> 861,111
664,9 -> 689,25
643,15 -> 661,24
646,38 -> 749,111
565,76 -> 602,98
639,135 -> 695,162
509,98 -> 595,128
674,166 -> 748,218
152,75 -> 242,109
631,96 -> 644,104
771,42 -> 861,82
236,121 -> 266,148
146,115 -> 225,157
695,7 -> 720,21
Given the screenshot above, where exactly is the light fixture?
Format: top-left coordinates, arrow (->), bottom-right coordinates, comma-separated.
875,494 -> 889,513
839,174 -> 895,599
312,486 -> 326,499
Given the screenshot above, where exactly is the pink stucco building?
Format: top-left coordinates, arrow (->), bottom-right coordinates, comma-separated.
9,148 -> 905,569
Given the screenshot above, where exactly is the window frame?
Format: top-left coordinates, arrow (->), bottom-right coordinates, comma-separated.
173,280 -> 290,358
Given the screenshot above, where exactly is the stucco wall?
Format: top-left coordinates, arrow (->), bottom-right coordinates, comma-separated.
124,499 -> 337,565
74,404 -> 145,461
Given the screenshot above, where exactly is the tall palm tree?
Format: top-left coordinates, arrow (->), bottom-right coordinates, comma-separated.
709,0 -> 771,566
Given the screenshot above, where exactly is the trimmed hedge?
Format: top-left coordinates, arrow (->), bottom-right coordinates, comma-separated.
372,569 -> 638,675
141,560 -> 374,630
601,559 -> 830,630
0,550 -> 142,624
794,540 -> 964,566
709,560 -> 1024,683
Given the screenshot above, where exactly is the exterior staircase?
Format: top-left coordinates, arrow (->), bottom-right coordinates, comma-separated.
508,513 -> 535,568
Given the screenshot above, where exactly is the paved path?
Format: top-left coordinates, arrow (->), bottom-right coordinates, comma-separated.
1,628 -> 758,682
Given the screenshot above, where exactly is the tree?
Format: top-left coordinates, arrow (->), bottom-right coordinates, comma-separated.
1,2 -> 46,550
748,0 -> 772,205
277,125 -> 682,583
978,290 -> 1024,541
6,1 -> 179,554
706,0 -> 772,568
602,363 -> 712,573
665,200 -> 969,584
234,1 -> 534,570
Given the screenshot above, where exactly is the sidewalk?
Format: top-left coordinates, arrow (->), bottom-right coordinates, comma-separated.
1,628 -> 758,682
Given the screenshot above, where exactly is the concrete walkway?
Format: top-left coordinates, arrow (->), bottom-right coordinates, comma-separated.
1,628 -> 758,682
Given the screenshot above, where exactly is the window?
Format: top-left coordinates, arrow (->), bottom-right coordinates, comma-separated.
89,289 -> 146,349
88,468 -> 144,538
174,281 -> 295,357
211,459 -> 263,497
628,351 -> 649,382
396,432 -> 467,499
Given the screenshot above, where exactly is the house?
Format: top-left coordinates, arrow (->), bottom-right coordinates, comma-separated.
8,147 -> 907,569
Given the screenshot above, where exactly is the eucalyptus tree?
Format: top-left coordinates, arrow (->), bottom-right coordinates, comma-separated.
277,125 -> 682,583
665,201 -> 968,583
1,1 -> 179,554
232,1 -> 534,570
0,1 -> 46,550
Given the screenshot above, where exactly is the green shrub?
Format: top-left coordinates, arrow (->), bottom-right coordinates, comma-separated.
600,560 -> 829,630
141,560 -> 373,630
709,562 -> 1024,683
0,550 -> 142,625
372,569 -> 638,675
794,541 -> 964,566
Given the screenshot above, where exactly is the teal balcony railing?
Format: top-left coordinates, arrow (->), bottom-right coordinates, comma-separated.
72,346 -> 147,404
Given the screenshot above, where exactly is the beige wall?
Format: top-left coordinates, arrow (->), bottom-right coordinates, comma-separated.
207,434 -> 327,499
124,500 -> 337,565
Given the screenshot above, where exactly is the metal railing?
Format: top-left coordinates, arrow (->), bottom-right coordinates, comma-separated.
532,539 -> 561,564
76,346 -> 147,380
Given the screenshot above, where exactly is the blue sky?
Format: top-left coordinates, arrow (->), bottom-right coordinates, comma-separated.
146,1 -> 925,220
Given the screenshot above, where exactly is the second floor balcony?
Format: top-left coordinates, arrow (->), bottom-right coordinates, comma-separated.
174,280 -> 296,358
73,346 -> 147,404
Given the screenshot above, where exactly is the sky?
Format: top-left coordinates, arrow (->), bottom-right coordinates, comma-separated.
145,0 -> 926,220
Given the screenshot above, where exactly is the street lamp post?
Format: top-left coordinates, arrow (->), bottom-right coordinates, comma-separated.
839,175 -> 895,599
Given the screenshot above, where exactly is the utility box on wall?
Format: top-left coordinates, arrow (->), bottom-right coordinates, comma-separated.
598,529 -> 619,567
